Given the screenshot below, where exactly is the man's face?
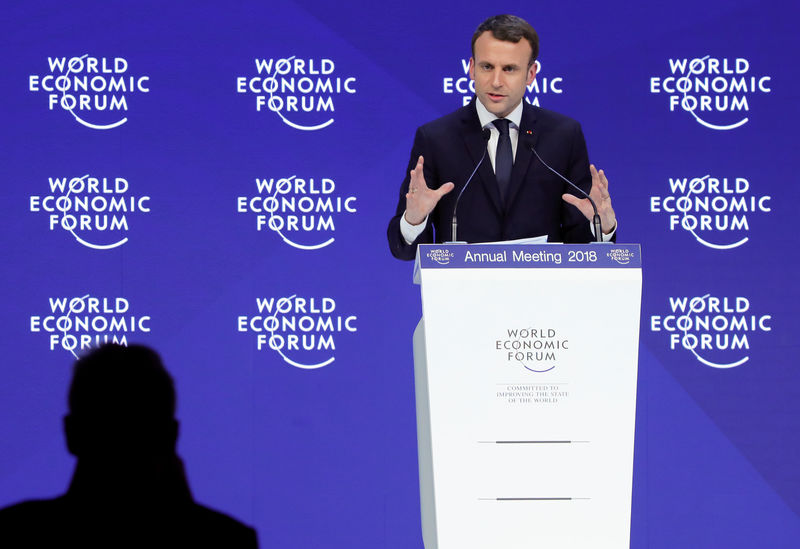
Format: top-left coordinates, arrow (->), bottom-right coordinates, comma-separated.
469,31 -> 536,118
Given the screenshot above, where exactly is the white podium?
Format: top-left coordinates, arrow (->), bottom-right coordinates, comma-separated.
412,243 -> 642,549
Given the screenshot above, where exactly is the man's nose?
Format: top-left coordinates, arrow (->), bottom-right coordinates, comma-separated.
492,70 -> 503,87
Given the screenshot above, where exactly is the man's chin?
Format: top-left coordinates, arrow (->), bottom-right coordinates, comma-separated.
477,94 -> 515,118
487,104 -> 511,117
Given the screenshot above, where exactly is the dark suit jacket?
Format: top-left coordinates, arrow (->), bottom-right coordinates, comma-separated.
0,497 -> 258,548
388,100 -> 600,260
0,457 -> 258,548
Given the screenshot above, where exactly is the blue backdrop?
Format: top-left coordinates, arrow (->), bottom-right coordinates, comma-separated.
1,1 -> 799,547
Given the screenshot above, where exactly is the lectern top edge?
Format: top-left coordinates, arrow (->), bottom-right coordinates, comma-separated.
414,243 -> 641,283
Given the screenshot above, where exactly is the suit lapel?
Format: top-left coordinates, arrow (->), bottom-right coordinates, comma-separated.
505,104 -> 538,209
460,103 -> 503,216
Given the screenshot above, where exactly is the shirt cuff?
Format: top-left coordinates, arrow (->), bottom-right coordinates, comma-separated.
400,211 -> 429,245
590,220 -> 617,242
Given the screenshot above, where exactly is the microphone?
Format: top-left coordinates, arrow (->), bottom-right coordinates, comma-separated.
450,128 -> 492,243
522,134 -> 604,242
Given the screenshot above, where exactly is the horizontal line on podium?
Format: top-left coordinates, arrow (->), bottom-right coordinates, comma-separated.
479,497 -> 590,501
495,382 -> 568,385
478,440 -> 590,444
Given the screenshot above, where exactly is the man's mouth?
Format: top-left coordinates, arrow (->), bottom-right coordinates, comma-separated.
487,93 -> 506,101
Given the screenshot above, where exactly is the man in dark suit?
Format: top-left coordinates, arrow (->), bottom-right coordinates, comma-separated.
0,344 -> 258,548
388,14 -> 617,260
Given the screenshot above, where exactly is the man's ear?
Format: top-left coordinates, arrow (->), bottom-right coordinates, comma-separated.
468,57 -> 475,80
527,62 -> 537,86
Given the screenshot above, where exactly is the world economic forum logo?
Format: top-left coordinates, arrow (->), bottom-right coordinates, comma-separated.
443,59 -> 564,107
29,175 -> 151,249
426,248 -> 455,265
606,248 -> 634,265
237,295 -> 357,369
237,175 -> 356,250
650,56 -> 771,130
650,294 -> 771,369
28,55 -> 150,130
650,175 -> 771,249
30,295 -> 151,358
236,56 -> 357,131
494,327 -> 569,373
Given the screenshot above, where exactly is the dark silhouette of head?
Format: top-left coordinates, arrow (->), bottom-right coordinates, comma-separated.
64,343 -> 178,462
0,343 -> 259,548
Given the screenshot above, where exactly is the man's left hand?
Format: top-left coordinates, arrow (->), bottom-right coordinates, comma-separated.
561,164 -> 616,234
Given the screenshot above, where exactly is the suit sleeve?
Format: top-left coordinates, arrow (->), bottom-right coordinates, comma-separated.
560,123 -> 615,243
387,127 -> 437,260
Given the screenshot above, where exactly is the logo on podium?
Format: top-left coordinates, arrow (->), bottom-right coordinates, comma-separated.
426,248 -> 455,265
607,247 -> 635,265
494,327 -> 569,373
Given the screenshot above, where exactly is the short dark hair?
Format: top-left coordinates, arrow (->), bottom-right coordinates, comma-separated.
471,14 -> 539,67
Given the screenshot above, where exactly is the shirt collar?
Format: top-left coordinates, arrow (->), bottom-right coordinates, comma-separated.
475,98 -> 523,130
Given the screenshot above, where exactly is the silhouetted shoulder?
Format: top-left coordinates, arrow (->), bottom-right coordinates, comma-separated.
186,503 -> 259,548
0,498 -> 71,547
0,498 -> 258,548
0,497 -> 57,521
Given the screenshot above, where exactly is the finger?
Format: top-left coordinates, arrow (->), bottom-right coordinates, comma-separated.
562,193 -> 595,222
596,173 -> 610,201
589,165 -> 601,189
409,156 -> 426,190
409,172 -> 420,193
435,182 -> 455,197
411,159 -> 423,178
408,158 -> 422,195
589,165 -> 599,192
412,156 -> 424,177
598,169 -> 609,190
562,193 -> 581,207
590,164 -> 608,189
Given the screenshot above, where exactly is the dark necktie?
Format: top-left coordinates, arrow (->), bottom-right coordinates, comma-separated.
492,118 -> 513,201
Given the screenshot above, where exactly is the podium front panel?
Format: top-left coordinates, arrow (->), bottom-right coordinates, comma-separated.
414,244 -> 642,549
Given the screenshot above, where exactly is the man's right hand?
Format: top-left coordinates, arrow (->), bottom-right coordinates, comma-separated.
403,156 -> 455,226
